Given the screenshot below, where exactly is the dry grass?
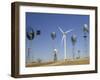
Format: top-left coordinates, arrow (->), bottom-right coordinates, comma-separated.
26,58 -> 89,67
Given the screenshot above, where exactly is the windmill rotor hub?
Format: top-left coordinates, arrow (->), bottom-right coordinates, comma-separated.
64,32 -> 67,35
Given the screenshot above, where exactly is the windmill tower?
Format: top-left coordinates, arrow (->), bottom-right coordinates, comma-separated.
58,27 -> 72,61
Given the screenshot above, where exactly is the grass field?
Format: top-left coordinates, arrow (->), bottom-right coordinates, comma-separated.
26,57 -> 89,67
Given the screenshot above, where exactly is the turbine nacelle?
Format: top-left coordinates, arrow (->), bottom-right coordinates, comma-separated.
63,32 -> 67,35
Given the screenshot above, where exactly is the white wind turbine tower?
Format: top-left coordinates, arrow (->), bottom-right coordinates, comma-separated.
58,27 -> 72,61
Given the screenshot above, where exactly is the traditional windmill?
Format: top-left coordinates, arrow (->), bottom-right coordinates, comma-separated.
51,32 -> 58,62
83,24 -> 89,58
26,27 -> 41,63
71,34 -> 77,60
26,27 -> 34,63
53,49 -> 58,62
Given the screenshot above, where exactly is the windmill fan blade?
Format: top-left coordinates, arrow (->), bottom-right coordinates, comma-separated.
65,29 -> 73,34
58,27 -> 64,33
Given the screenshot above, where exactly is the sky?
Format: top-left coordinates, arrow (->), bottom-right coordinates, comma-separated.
25,12 -> 89,63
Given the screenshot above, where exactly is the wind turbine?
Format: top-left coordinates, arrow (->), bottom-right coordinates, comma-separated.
58,27 -> 72,61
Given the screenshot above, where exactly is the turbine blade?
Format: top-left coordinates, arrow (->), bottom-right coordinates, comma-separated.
65,29 -> 73,34
58,27 -> 64,33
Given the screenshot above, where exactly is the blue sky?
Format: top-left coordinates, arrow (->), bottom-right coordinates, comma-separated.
25,12 -> 89,63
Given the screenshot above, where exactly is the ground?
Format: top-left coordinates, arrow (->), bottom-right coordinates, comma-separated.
26,57 -> 89,67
